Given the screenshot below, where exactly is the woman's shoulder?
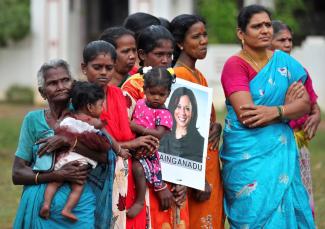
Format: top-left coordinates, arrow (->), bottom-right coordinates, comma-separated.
224,54 -> 249,67
121,73 -> 143,87
121,73 -> 145,101
23,109 -> 46,122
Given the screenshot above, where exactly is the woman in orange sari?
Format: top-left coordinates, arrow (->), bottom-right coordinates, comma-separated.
122,25 -> 189,228
170,14 -> 225,228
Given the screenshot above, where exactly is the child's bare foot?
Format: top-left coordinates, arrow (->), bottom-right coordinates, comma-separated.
61,209 -> 78,222
39,204 -> 50,219
126,202 -> 144,218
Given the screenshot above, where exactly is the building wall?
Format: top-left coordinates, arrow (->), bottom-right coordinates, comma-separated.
0,1 -> 324,112
291,36 -> 325,111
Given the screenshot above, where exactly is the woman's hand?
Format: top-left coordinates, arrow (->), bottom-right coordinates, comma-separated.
208,122 -> 222,150
118,148 -> 132,159
240,104 -> 279,128
285,82 -> 306,104
37,133 -> 75,157
191,181 -> 211,202
54,161 -> 90,185
133,135 -> 159,152
156,187 -> 174,210
304,104 -> 321,140
171,184 -> 187,206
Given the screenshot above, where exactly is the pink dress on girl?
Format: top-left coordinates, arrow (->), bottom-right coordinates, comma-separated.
132,99 -> 173,190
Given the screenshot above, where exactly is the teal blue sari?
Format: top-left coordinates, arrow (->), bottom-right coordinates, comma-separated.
13,110 -> 115,228
220,50 -> 315,228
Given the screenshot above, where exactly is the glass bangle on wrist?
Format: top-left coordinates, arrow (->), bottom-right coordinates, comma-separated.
277,106 -> 283,118
277,105 -> 289,123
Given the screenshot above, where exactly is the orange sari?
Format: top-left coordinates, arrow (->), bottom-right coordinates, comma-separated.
122,73 -> 190,229
174,66 -> 225,229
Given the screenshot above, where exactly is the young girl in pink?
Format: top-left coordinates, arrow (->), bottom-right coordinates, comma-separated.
127,67 -> 175,218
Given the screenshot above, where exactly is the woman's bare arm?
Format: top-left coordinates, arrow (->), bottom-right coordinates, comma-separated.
12,156 -> 89,185
228,86 -> 310,128
130,121 -> 169,139
37,131 -> 109,163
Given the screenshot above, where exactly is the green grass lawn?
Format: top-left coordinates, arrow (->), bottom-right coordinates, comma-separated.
0,104 -> 324,228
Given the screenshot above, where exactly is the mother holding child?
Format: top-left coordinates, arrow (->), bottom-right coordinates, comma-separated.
12,41 -> 159,228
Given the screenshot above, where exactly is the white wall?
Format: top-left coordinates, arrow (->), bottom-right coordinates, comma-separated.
0,0 -> 86,102
0,36 -> 34,100
291,36 -> 325,111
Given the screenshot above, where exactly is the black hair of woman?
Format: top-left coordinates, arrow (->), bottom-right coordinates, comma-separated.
70,81 -> 104,111
98,26 -> 135,48
272,20 -> 293,37
143,67 -> 176,92
123,12 -> 161,39
137,25 -> 174,67
83,40 -> 117,64
168,87 -> 198,133
158,17 -> 171,30
237,4 -> 272,32
170,14 -> 206,66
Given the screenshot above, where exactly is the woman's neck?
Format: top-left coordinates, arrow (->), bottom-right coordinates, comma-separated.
175,126 -> 187,139
47,102 -> 68,120
176,53 -> 196,70
109,70 -> 127,86
242,45 -> 269,61
46,101 -> 69,127
241,45 -> 271,71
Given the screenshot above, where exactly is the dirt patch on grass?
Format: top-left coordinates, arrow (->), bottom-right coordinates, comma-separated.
0,103 -> 45,118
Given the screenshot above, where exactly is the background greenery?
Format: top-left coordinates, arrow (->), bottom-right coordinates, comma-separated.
0,103 -> 324,228
0,0 -> 30,46
0,0 -> 312,46
197,0 -> 310,45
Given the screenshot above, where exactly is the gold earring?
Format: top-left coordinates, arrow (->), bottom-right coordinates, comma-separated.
241,39 -> 244,46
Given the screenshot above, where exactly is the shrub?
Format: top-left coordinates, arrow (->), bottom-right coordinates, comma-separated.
0,0 -> 30,46
6,85 -> 34,104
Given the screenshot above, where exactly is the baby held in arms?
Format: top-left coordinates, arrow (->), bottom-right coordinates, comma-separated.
39,81 -> 130,221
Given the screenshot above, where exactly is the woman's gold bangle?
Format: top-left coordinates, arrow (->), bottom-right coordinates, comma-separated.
277,106 -> 283,118
281,105 -> 285,117
35,172 -> 40,185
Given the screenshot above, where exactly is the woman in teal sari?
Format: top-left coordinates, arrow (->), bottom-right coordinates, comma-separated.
12,59 -> 112,228
220,5 -> 315,228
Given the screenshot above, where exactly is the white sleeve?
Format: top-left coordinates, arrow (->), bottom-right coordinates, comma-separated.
60,117 -> 98,133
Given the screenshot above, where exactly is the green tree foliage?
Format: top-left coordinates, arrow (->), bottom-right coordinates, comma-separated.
197,0 -> 308,44
0,0 -> 30,46
197,0 -> 238,43
272,0 -> 307,38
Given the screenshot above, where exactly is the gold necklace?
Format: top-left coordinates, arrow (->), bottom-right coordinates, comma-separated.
242,49 -> 269,71
175,60 -> 201,82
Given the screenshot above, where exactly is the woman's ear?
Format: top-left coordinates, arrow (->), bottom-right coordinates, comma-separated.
38,87 -> 46,100
237,28 -> 244,42
177,42 -> 184,51
138,49 -> 145,62
81,63 -> 87,75
86,103 -> 93,113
